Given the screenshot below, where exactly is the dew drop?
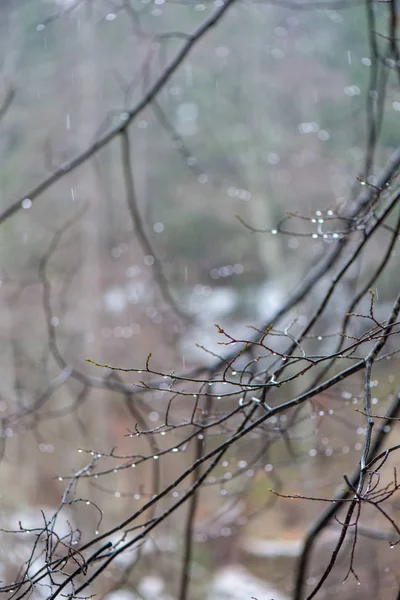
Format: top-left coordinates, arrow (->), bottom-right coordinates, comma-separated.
22,198 -> 32,210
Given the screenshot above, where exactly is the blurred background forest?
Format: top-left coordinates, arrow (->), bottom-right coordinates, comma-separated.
0,0 -> 399,599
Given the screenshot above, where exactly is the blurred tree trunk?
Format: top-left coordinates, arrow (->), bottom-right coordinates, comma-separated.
75,2 -> 109,447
